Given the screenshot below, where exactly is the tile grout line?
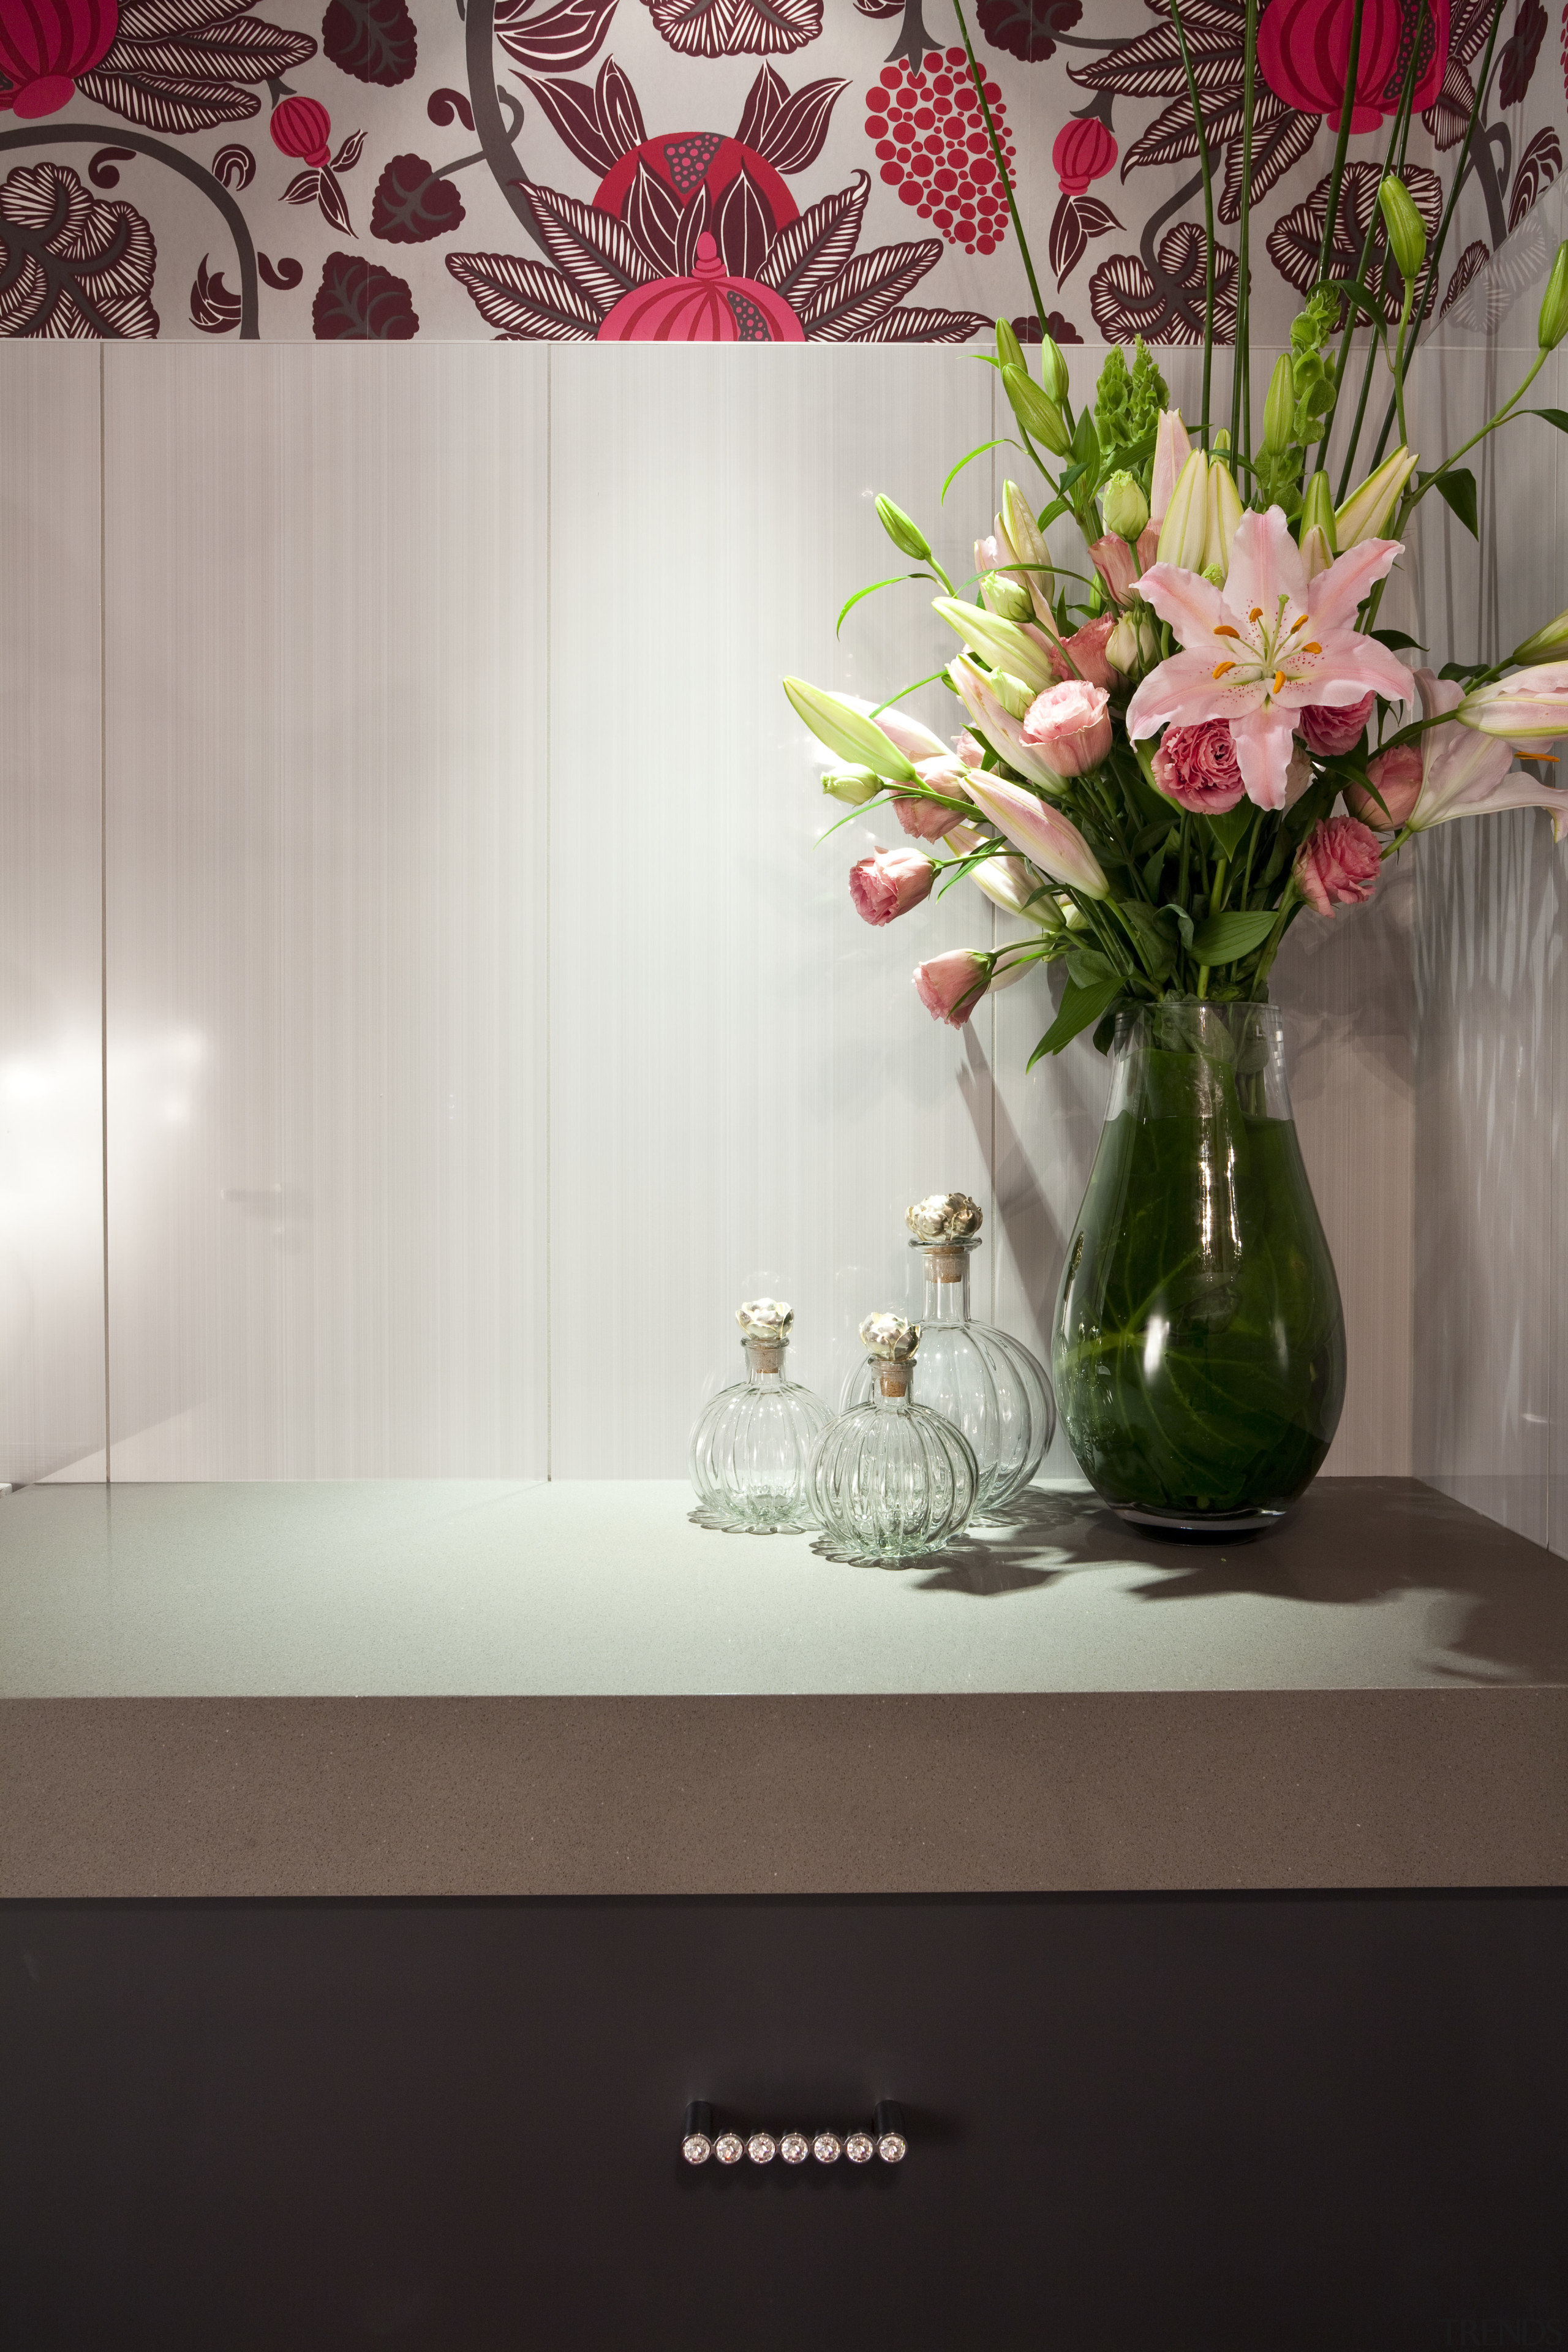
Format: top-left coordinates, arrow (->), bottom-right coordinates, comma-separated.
545,349 -> 553,1484
99,345 -> 111,1487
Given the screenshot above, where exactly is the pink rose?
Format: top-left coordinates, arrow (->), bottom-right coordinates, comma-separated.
1088,532 -> 1139,606
1300,693 -> 1376,755
1346,742 -> 1423,829
1294,815 -> 1382,917
892,753 -> 973,841
1152,719 -> 1246,814
914,949 -> 989,1028
1022,679 -> 1114,777
1052,613 -> 1118,690
952,729 -> 984,769
850,847 -> 935,926
1135,522 -> 1160,574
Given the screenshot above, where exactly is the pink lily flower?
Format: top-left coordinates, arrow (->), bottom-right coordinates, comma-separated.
961,772 -> 1110,899
1126,505 -> 1415,810
1148,409 -> 1192,533
1399,670 -> 1568,837
1088,532 -> 1140,607
836,694 -> 949,768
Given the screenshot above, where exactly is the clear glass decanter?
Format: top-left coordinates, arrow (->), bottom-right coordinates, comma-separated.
840,1194 -> 1054,1520
689,1299 -> 831,1532
811,1314 -> 978,1561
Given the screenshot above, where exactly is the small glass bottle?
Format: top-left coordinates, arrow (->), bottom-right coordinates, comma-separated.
840,1194 -> 1054,1520
810,1314 -> 978,1561
689,1299 -> 831,1532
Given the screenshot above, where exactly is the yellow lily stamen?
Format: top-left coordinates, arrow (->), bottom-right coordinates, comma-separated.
1213,661 -> 1237,678
1289,614 -> 1310,633
1302,641 -> 1321,654
1213,624 -> 1242,640
1273,670 -> 1287,695
1250,606 -> 1264,623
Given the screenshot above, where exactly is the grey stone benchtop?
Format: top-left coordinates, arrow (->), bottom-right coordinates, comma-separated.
1,1478 -> 1564,1898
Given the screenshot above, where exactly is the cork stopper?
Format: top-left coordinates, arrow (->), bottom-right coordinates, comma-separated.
859,1311 -> 918,1399
906,1191 -> 983,1243
738,1297 -> 792,1373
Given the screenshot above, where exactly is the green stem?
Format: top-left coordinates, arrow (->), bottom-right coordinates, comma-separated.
1314,56 -> 1421,489
1231,0 -> 1258,456
1392,275 -> 1415,454
1167,0 -> 1216,440
1315,0 -> 1366,287
952,0 -> 1050,345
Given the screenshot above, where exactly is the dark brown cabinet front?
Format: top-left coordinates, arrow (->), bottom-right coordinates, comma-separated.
3,1891 -> 1564,2350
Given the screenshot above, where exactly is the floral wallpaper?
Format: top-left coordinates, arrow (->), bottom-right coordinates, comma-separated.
0,0 -> 1560,341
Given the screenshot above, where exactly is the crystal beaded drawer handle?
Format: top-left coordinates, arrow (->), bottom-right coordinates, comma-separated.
682,2101 -> 907,2166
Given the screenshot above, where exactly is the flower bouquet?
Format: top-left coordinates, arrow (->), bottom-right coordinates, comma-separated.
782,1 -> 1568,1532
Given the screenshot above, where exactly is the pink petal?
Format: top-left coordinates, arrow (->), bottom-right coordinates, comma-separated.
1126,650 -> 1262,739
1133,562 -> 1227,647
1223,507 -> 1307,628
1307,537 -> 1402,634
1229,708 -> 1297,810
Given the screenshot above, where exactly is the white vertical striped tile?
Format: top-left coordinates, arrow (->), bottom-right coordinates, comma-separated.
547,347 -> 995,1474
0,351 -> 106,1485
102,346 -> 549,1477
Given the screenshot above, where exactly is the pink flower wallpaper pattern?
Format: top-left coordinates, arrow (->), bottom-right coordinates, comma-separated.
0,0 -> 1560,340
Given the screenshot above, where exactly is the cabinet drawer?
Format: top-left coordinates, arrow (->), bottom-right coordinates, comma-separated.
3,1893 -> 1564,2350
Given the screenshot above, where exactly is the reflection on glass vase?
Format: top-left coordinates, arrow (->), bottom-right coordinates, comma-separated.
689,1299 -> 831,1532
812,1313 -> 978,1561
840,1193 -> 1054,1521
1054,1001 -> 1346,1535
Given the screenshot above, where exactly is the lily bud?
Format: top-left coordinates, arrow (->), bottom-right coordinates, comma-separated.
1037,331 -> 1070,406
983,571 -> 1035,624
1300,468 -> 1337,552
1335,446 -> 1418,546
1155,447 -> 1210,570
1513,606 -> 1568,663
995,315 -> 1025,374
963,772 -> 1110,899
988,669 -> 1036,720
1149,407 -> 1192,528
1458,661 -> 1568,745
1202,458 -> 1244,577
1300,524 -> 1334,582
1262,355 -> 1295,456
1003,363 -> 1071,456
1000,479 -> 1055,619
1539,240 -> 1568,352
1137,611 -> 1161,668
1104,612 -> 1141,678
1100,469 -> 1150,542
1378,174 -> 1427,283
932,596 -> 1059,693
822,766 -> 880,806
875,494 -> 932,563
782,677 -> 920,782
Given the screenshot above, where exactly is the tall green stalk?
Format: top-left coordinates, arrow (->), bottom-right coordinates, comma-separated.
1231,0 -> 1259,454
1311,47 -> 1420,494
952,0 -> 1050,344
1314,0 -> 1366,285
1167,0 -> 1216,440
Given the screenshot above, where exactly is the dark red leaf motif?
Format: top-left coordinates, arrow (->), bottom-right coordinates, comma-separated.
76,0 -> 317,134
1049,190 -> 1120,287
643,0 -> 823,60
799,236 -> 940,339
976,0 -> 1083,63
1442,240 -> 1489,314
371,155 -> 466,243
1422,56 -> 1477,149
521,179 -> 658,307
322,0 -> 415,86
1088,222 -> 1238,345
597,55 -> 646,147
190,251 -> 241,331
312,251 -> 418,337
331,129 -> 366,172
428,88 -> 476,130
755,77 -> 847,171
315,164 -> 354,235
0,163 -> 158,339
446,248 -> 602,337
756,172 -> 867,304
258,252 -> 303,287
518,74 -> 621,174
621,156 -> 682,274
88,148 -> 137,189
1216,102 -> 1321,221
1449,0 -> 1499,66
1509,126 -> 1562,230
712,163 -> 774,279
673,182 -> 712,273
1499,0 -> 1547,104
854,0 -> 900,16
1266,160 -> 1440,321
282,168 -> 322,204
853,303 -> 990,341
211,142 -> 256,188
1012,308 -> 1084,342
736,62 -> 788,148
496,0 -> 619,74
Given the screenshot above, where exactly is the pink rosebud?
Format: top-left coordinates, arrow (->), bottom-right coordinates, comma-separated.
1152,719 -> 1246,814
1294,815 -> 1382,918
1300,693 -> 1376,755
1347,741 -> 1424,829
849,847 -> 935,926
1088,532 -> 1140,607
914,949 -> 991,1027
1022,679 -> 1114,778
1052,612 -> 1118,689
892,753 -> 973,840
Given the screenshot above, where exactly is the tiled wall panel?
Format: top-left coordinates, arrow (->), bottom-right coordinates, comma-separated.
101,346 -> 550,1477
0,353 -> 107,1485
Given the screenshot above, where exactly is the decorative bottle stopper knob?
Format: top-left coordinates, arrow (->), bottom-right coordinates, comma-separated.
906,1192 -> 983,1242
859,1312 -> 919,1360
737,1298 -> 794,1341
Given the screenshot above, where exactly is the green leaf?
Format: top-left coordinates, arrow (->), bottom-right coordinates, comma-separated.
1037,494 -> 1071,530
836,572 -> 930,636
1071,407 -> 1100,484
1188,908 -> 1279,963
1065,946 -> 1114,987
1202,804 -> 1257,861
1091,1010 -> 1120,1055
1160,903 -> 1196,952
1526,407 -> 1568,433
1431,466 -> 1479,538
1141,840 -> 1169,894
1371,625 -> 1423,651
941,437 -> 1016,501
1028,974 -> 1125,1065
1118,901 -> 1176,979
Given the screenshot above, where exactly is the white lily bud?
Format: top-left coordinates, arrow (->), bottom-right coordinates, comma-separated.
931,597 -> 1059,695
1104,613 -> 1141,677
822,766 -> 880,805
1155,448 -> 1209,570
1202,458 -> 1243,578
982,571 -> 1036,624
1335,447 -> 1418,547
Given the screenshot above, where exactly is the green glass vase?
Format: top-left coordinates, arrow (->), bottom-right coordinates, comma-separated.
1053,1000 -> 1346,1535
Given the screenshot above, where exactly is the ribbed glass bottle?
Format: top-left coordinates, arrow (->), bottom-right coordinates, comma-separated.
811,1314 -> 978,1561
689,1300 -> 831,1533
